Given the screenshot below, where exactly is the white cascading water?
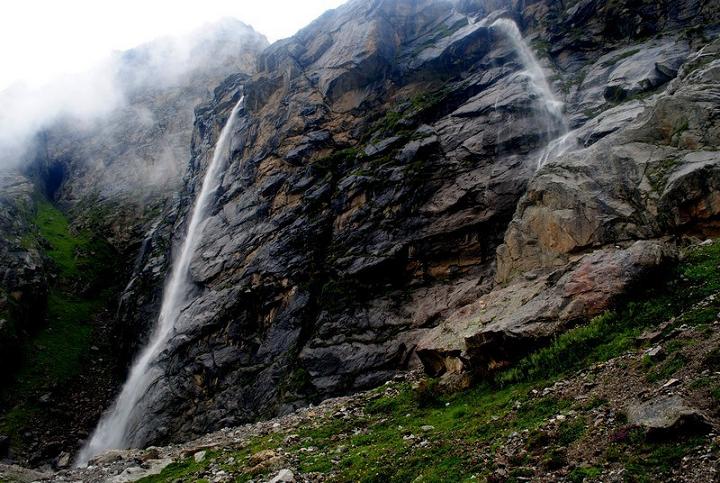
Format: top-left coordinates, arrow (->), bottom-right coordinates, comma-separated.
490,18 -> 574,169
76,95 -> 245,466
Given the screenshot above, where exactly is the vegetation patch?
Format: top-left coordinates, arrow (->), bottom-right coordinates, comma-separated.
0,198 -> 119,450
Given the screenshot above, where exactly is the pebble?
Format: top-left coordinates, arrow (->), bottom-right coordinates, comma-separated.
663,378 -> 681,388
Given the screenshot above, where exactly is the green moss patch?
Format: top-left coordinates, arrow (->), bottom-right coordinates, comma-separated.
0,198 -> 119,450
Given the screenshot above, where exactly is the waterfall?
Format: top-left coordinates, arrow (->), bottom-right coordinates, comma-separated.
76,95 -> 245,466
490,18 -> 574,169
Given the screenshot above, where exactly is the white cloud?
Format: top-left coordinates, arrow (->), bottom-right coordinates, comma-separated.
0,0 -> 348,168
0,0 -> 347,90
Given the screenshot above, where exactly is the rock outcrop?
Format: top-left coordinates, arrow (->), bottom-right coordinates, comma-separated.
417,10 -> 720,378
0,171 -> 46,379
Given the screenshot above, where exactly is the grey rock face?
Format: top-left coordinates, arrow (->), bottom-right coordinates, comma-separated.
574,39 -> 691,113
0,170 -> 46,376
419,36 -> 720,376
121,0 -> 567,445
29,19 -> 268,252
113,0 -> 720,448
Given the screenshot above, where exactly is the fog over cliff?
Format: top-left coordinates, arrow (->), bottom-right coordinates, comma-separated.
0,18 -> 268,171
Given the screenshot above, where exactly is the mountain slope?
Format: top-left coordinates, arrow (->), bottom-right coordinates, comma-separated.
18,239 -> 720,482
113,0 -> 720,450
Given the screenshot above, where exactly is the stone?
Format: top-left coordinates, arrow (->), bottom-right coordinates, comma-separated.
194,450 -> 207,463
56,452 -> 71,468
142,447 -> 162,461
89,449 -> 127,465
248,449 -> 279,467
662,378 -> 681,388
269,469 -> 296,483
627,396 -> 712,438
645,346 -> 665,360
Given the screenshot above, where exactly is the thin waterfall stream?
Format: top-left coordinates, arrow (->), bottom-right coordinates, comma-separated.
76,95 -> 246,466
490,18 -> 575,169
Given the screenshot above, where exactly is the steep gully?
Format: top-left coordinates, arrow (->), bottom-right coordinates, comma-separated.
77,15 -> 569,462
76,95 -> 247,465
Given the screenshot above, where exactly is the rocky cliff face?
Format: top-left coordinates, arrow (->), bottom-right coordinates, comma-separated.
111,0 -> 720,449
0,172 -> 46,380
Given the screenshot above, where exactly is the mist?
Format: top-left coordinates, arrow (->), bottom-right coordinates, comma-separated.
0,17 -> 267,197
0,61 -> 123,169
0,0 -> 347,174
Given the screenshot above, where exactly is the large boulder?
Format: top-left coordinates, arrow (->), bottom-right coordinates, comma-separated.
627,396 -> 712,438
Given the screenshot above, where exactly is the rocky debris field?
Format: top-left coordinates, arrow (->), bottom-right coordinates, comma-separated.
4,240 -> 720,482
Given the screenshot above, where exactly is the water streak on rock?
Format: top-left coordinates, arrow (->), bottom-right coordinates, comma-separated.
491,18 -> 573,169
76,95 -> 246,466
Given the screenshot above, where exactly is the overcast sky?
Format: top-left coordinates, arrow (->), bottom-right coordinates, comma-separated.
0,0 -> 347,90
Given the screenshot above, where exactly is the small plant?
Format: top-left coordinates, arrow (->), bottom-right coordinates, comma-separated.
413,378 -> 444,408
558,418 -> 587,446
568,466 -> 601,483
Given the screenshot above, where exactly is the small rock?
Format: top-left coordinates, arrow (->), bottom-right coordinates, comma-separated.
700,239 -> 714,246
645,345 -> 665,359
269,469 -> 296,483
142,447 -> 161,461
90,449 -> 127,465
56,451 -> 71,468
421,425 -> 435,432
194,450 -> 207,463
249,449 -> 278,466
662,378 -> 681,388
283,434 -> 300,445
